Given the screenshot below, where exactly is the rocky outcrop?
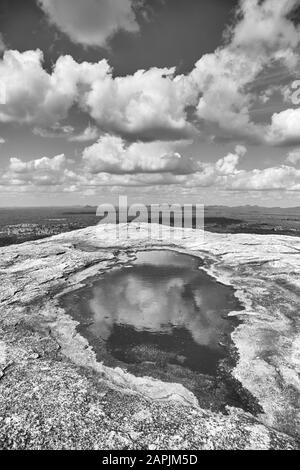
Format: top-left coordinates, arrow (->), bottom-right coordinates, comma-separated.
0,223 -> 299,449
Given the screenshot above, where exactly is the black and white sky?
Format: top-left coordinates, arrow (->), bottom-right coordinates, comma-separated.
1,0 -> 300,206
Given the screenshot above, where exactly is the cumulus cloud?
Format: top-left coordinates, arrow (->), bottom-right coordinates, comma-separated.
190,48 -> 264,140
181,145 -> 248,188
215,146 -> 300,192
0,50 -> 79,126
189,0 -> 300,141
180,148 -> 300,192
0,50 -> 196,138
267,108 -> 300,145
37,0 -> 139,47
227,165 -> 300,191
4,154 -> 70,186
2,144 -> 300,193
82,135 -> 197,175
1,0 -> 300,179
215,145 -> 246,175
9,154 -> 66,173
80,144 -> 300,192
1,0 -> 300,143
286,148 -> 300,165
231,0 -> 300,52
0,137 -> 5,144
81,67 -> 197,139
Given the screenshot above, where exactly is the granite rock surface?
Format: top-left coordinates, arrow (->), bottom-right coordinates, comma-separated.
0,223 -> 299,449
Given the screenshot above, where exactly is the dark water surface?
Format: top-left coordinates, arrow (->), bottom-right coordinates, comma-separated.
61,250 -> 242,379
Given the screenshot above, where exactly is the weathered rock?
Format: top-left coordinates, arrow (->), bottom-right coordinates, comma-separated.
0,223 -> 299,449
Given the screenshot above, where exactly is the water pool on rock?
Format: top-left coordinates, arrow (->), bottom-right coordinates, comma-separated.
60,250 -> 257,412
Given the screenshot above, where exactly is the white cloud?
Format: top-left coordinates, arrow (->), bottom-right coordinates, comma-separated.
0,50 -> 195,138
182,151 -> 300,192
82,135 -> 196,175
190,48 -> 264,139
37,0 -> 139,47
231,0 -> 300,52
3,144 -> 300,193
228,165 -> 300,191
0,137 -> 5,144
80,67 -> 197,139
9,154 -> 66,173
1,0 -> 300,150
0,50 -> 79,126
267,108 -> 300,145
69,125 -> 99,142
286,149 -> 300,165
4,154 -> 70,186
189,0 -> 300,141
215,145 -> 246,175
183,146 -> 247,188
